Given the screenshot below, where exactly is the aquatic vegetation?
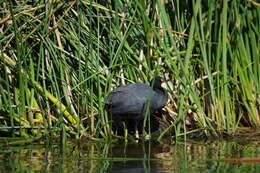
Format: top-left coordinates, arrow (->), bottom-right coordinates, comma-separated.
0,0 -> 259,141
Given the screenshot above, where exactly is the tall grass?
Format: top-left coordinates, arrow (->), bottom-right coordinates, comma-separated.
0,0 -> 259,141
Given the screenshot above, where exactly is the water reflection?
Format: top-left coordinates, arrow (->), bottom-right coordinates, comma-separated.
0,139 -> 260,172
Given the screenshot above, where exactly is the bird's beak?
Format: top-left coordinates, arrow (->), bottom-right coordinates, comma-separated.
161,80 -> 168,88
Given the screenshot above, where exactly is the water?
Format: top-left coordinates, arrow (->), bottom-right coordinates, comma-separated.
1,139 -> 260,172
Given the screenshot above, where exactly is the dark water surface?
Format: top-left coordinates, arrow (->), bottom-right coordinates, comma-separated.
1,139 -> 260,172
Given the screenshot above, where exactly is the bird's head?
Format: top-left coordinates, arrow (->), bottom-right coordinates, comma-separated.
151,76 -> 166,89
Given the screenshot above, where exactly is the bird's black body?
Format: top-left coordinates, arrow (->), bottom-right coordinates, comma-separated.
105,77 -> 168,133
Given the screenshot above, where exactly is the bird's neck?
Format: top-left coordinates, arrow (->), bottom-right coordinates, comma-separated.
152,83 -> 162,90
154,87 -> 166,94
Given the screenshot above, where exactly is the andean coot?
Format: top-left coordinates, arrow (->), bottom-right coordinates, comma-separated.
105,77 -> 168,122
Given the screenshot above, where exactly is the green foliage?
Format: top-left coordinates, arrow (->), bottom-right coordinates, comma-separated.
0,0 -> 259,141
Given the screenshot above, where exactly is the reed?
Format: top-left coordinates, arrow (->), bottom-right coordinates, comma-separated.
0,0 -> 259,141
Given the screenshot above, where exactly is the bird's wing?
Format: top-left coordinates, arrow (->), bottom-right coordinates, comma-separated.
106,89 -> 130,105
106,83 -> 150,115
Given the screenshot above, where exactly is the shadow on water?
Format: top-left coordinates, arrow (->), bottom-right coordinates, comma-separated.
1,139 -> 260,172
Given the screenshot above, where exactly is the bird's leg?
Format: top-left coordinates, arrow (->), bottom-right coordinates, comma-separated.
123,121 -> 129,140
134,120 -> 139,139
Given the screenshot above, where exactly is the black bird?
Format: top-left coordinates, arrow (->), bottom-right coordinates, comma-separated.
105,76 -> 168,132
